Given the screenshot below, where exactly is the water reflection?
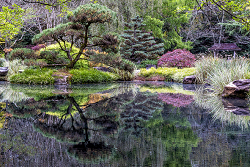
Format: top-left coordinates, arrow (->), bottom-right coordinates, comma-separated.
194,86 -> 250,128
1,82 -> 250,166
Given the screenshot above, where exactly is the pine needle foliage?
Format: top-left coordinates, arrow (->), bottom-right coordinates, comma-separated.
32,3 -> 117,69
120,16 -> 164,63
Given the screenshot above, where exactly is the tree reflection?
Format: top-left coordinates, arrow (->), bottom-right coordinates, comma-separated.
0,83 -> 204,166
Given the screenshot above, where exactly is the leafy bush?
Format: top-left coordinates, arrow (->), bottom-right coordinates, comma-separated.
139,67 -> 196,82
158,49 -> 196,68
88,51 -> 136,73
39,50 -> 69,65
40,42 -> 81,58
8,48 -> 36,60
69,68 -> 119,83
10,68 -> 55,85
138,59 -> 158,68
73,59 -> 89,69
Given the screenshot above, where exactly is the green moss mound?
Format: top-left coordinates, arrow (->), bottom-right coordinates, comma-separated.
70,68 -> 119,84
10,68 -> 55,85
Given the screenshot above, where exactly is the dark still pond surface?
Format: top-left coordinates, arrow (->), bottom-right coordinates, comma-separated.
1,81 -> 250,167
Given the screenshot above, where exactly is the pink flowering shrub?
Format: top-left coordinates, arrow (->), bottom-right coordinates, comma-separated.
157,49 -> 196,68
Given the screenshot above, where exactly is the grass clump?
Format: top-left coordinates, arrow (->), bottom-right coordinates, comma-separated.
195,57 -> 250,94
10,68 -> 55,85
139,67 -> 196,82
69,68 -> 119,84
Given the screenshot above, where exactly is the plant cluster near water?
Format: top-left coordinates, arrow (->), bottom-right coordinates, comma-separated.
195,57 -> 250,94
139,67 -> 196,82
69,68 -> 119,84
10,68 -> 55,85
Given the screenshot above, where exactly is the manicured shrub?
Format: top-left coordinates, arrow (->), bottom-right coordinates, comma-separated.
39,50 -> 69,64
10,68 -> 55,85
8,48 -> 36,60
69,68 -> 119,83
158,49 -> 196,68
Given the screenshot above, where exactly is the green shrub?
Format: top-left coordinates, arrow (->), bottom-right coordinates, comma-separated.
139,67 -> 196,82
138,59 -> 158,68
74,59 -> 89,69
39,50 -> 69,64
40,42 -> 81,59
10,68 -> 55,85
8,48 -> 36,60
69,68 -> 119,83
88,51 -> 136,73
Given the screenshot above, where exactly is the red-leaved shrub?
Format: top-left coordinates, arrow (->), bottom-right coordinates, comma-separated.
157,49 -> 196,67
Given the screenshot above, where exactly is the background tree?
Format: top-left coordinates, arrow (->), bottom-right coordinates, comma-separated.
32,3 -> 117,69
0,4 -> 25,55
134,0 -> 196,50
120,16 -> 164,63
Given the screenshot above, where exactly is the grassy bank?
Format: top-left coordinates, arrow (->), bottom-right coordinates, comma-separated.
10,68 -> 119,85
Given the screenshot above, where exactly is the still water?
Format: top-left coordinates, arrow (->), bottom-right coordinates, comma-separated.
0,81 -> 250,167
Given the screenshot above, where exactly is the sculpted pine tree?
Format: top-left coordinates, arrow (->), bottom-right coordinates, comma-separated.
120,16 -> 164,63
32,3 -> 117,68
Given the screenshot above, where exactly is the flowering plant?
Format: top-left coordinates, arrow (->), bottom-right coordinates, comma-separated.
158,49 -> 196,68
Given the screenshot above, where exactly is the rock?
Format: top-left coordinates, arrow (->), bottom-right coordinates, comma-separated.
93,67 -> 111,72
0,67 -> 8,76
222,98 -> 250,116
183,75 -> 196,84
146,65 -> 156,69
222,79 -> 250,98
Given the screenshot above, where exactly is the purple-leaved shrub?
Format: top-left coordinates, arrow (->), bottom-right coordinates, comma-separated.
157,49 -> 196,68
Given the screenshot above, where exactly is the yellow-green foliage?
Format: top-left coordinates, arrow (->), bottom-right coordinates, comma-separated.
10,68 -> 55,85
139,67 -> 196,82
140,84 -> 194,95
40,42 -> 81,58
0,110 -> 6,129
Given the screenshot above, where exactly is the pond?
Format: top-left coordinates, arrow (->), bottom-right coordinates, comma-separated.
1,81 -> 250,166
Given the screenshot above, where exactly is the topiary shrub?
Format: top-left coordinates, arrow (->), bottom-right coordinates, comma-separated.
8,48 -> 36,60
157,49 -> 196,68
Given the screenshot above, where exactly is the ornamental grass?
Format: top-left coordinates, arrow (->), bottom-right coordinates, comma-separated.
195,57 -> 250,95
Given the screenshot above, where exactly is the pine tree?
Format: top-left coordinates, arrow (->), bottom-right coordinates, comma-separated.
120,16 -> 164,63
